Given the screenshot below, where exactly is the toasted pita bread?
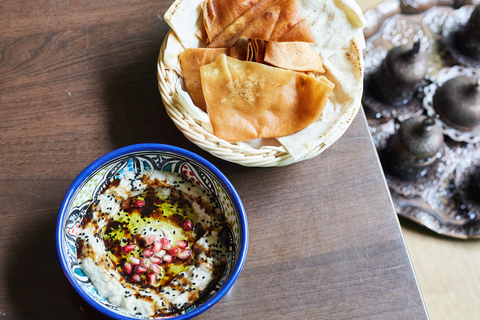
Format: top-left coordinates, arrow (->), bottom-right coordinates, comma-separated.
264,41 -> 324,72
200,54 -> 334,141
162,0 -> 367,160
243,5 -> 281,42
204,0 -> 315,48
277,32 -> 365,158
247,39 -> 266,62
178,42 -> 249,111
201,0 -> 257,43
195,22 -> 209,43
230,38 -> 249,60
179,48 -> 229,111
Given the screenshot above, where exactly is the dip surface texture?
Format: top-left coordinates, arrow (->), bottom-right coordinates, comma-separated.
76,170 -> 229,318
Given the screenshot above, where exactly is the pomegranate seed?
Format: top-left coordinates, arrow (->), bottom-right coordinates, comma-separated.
143,249 -> 153,258
178,249 -> 192,260
129,256 -> 141,266
121,244 -> 136,254
148,263 -> 162,274
151,241 -> 162,252
162,254 -> 173,264
134,266 -> 147,275
132,273 -> 141,282
140,258 -> 151,268
149,256 -> 161,265
133,200 -> 145,207
123,262 -> 133,274
183,219 -> 193,231
145,235 -> 161,246
169,247 -> 180,256
175,240 -> 188,249
160,238 -> 171,250
147,273 -> 158,286
154,249 -> 166,258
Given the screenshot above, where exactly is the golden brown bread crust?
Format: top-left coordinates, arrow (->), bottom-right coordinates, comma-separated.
200,54 -> 334,141
203,0 -> 316,48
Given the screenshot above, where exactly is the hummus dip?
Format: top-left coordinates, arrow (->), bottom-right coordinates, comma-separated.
76,170 -> 229,318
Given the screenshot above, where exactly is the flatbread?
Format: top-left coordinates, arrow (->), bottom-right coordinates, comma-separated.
204,0 -> 315,48
242,5 -> 281,43
277,32 -> 365,158
264,41 -> 324,72
298,0 -> 367,58
164,0 -> 206,49
162,0 -> 366,160
247,39 -> 266,63
229,38 -> 249,60
200,54 -> 334,141
195,22 -> 209,43
178,43 -> 249,111
179,48 -> 229,111
201,0 -> 256,43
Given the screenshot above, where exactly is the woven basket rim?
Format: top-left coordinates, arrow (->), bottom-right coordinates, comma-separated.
157,31 -> 362,167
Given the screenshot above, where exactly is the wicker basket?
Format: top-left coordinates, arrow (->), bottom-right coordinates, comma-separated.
157,32 -> 362,167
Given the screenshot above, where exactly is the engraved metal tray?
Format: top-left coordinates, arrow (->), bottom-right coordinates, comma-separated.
363,0 -> 480,238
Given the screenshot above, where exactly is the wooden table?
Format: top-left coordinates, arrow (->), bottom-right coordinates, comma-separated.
0,0 -> 428,319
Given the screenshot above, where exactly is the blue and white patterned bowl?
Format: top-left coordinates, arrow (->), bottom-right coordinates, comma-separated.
56,144 -> 248,319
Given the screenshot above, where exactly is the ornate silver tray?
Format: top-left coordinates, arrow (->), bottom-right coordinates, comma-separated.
363,0 -> 480,238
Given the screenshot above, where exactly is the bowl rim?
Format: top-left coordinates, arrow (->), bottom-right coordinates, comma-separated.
56,143 -> 248,320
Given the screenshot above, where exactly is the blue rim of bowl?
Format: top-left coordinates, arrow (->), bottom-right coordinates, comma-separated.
56,143 -> 248,320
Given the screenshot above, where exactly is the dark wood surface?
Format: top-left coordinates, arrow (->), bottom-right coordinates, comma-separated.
0,0 -> 428,319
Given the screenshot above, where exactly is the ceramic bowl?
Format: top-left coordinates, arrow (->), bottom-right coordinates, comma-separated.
56,143 -> 248,319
